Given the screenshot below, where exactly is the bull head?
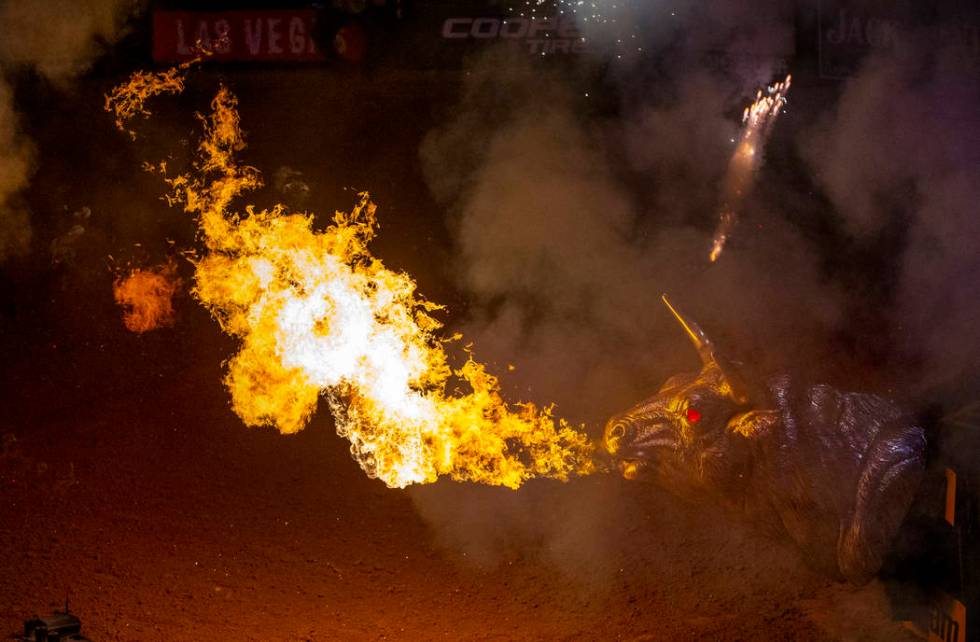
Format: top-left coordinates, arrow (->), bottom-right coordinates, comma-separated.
603,295 -> 928,584
603,295 -> 774,493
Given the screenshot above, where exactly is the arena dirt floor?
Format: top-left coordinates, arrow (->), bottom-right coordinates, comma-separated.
0,65 -> 922,641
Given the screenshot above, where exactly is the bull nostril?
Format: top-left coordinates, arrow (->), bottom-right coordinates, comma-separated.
605,421 -> 631,454
604,419 -> 632,454
609,423 -> 627,440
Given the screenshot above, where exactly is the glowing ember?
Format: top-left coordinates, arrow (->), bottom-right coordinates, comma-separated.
113,258 -> 181,333
709,74 -> 791,263
106,70 -> 596,489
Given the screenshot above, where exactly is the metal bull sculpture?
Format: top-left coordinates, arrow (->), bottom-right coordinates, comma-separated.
603,295 -> 926,584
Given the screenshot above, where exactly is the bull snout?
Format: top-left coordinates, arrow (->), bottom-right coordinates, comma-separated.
603,413 -> 679,460
604,418 -> 638,479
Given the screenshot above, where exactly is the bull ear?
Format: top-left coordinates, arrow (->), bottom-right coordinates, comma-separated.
661,293 -> 753,405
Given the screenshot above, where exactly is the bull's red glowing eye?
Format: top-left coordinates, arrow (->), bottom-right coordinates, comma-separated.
686,407 -> 702,423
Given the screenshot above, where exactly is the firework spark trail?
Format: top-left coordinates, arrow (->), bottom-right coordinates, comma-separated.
105,69 -> 596,489
709,74 -> 791,263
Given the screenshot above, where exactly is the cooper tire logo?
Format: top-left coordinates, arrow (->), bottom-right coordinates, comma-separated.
441,17 -> 588,54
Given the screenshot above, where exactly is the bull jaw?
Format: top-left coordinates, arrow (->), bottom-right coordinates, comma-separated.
621,460 -> 644,480
612,438 -> 679,480
604,422 -> 679,480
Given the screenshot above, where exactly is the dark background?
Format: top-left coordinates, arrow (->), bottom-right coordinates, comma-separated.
1,1 -> 978,639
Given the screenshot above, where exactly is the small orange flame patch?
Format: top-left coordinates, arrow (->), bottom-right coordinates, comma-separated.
113,259 -> 182,333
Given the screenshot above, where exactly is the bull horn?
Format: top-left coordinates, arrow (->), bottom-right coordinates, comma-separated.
661,294 -> 716,366
661,293 -> 751,405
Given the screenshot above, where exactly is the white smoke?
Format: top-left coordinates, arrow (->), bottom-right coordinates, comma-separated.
0,0 -> 137,262
421,44 -> 841,426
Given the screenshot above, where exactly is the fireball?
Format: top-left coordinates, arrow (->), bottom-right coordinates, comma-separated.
106,69 -> 596,489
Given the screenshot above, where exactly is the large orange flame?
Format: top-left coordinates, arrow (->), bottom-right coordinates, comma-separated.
106,70 -> 596,489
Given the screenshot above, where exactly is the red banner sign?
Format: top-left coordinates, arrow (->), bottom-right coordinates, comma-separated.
152,10 -> 324,63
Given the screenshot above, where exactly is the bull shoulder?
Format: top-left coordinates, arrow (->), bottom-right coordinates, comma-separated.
726,409 -> 779,439
757,377 -> 926,583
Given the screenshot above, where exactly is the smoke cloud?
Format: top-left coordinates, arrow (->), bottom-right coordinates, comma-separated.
421,53 -> 839,428
802,38 -> 980,394
411,5 -> 839,587
413,2 -> 979,600
0,0 -> 136,262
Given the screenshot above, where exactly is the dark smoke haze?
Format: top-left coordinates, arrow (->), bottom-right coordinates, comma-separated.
412,0 -> 980,610
802,38 -> 980,396
0,0 -> 973,625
